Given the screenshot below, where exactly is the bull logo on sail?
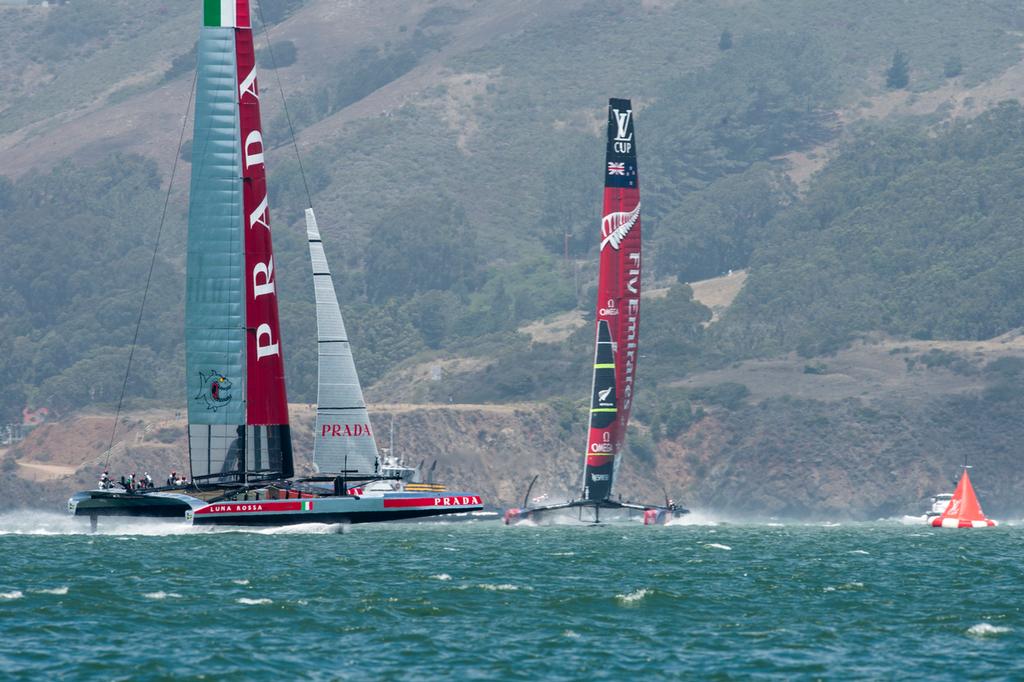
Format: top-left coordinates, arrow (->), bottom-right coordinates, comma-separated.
600,202 -> 641,251
195,370 -> 233,411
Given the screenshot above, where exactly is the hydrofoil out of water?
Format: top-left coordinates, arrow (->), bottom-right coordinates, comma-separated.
503,476 -> 686,526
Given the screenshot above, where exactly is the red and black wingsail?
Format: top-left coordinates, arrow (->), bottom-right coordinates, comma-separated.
581,98 -> 641,501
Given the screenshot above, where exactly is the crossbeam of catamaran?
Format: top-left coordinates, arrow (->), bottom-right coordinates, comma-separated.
503,98 -> 688,527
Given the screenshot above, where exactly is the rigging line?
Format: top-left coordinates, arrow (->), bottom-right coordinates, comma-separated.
104,69 -> 198,471
253,0 -> 314,209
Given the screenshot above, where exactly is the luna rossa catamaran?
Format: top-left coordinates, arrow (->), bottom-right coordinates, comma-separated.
69,0 -> 484,527
503,98 -> 687,525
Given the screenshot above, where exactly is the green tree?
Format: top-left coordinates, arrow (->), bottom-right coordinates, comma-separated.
347,300 -> 426,384
163,42 -> 197,83
716,103 -> 1024,359
692,382 -> 749,410
258,0 -> 305,24
0,176 -> 13,211
257,41 -> 298,70
402,290 -> 459,349
886,49 -> 910,89
664,400 -> 696,438
655,164 -> 793,282
625,425 -> 656,465
642,32 -> 838,214
644,284 -> 712,359
364,193 -> 479,302
538,134 -> 600,256
40,0 -> 118,48
943,55 -> 962,78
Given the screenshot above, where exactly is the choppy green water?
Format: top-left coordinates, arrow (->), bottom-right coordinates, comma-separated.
1,512 -> 1022,680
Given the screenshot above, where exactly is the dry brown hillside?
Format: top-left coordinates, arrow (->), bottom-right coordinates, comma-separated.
8,324 -> 1024,521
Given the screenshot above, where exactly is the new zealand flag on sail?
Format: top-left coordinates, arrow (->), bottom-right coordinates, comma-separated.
605,97 -> 638,189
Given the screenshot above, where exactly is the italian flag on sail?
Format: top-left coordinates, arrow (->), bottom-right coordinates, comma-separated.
301,500 -> 313,512
204,0 -> 238,27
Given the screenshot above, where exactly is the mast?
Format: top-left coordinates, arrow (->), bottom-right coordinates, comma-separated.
581,98 -> 641,501
186,0 -> 293,484
306,209 -> 380,479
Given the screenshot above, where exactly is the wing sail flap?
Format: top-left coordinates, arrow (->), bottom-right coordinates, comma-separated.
581,98 -> 641,501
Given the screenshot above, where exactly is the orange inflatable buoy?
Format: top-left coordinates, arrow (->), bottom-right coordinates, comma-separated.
931,469 -> 997,528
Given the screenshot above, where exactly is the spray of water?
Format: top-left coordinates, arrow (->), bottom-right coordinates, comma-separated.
0,511 -> 350,536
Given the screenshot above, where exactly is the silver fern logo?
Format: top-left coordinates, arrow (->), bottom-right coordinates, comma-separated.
600,202 -> 641,251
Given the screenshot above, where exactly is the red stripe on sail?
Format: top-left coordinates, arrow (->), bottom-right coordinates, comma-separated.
234,5 -> 289,426
193,501 -> 303,515
234,0 -> 251,28
585,183 -> 641,463
601,185 -> 641,449
383,496 -> 483,508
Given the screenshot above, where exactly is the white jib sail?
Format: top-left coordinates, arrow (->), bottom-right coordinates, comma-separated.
306,209 -> 380,477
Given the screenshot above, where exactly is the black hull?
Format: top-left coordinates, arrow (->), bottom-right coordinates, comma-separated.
191,507 -> 479,527
67,490 -> 200,519
504,498 -> 689,525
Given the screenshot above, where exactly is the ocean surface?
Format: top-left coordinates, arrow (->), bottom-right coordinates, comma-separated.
1,512 -> 1022,680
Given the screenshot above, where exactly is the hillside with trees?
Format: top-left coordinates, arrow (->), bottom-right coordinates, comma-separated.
3,0 -> 1024,516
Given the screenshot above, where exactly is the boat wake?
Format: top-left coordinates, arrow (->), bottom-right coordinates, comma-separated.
616,588 -> 651,605
0,511 -> 196,536
966,623 -> 1011,637
250,522 -> 350,535
664,510 -> 723,526
0,511 -> 351,536
143,591 -> 183,600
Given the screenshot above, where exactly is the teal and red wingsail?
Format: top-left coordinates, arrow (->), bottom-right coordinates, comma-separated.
186,0 -> 292,483
581,98 -> 641,501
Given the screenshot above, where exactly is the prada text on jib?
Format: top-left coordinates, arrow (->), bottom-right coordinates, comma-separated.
321,423 -> 373,438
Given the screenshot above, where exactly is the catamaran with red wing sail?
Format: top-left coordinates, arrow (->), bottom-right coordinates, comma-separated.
503,98 -> 687,526
69,0 -> 484,527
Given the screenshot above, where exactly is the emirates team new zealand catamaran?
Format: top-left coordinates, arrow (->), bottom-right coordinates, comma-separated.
504,99 -> 687,526
68,0 -> 483,527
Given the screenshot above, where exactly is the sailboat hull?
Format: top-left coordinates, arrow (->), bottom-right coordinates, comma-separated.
503,499 -> 688,526
188,492 -> 485,526
67,490 -> 205,519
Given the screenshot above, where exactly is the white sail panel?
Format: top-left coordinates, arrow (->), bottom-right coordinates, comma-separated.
306,209 -> 380,477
